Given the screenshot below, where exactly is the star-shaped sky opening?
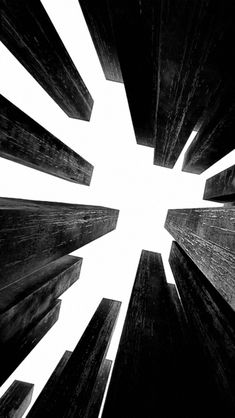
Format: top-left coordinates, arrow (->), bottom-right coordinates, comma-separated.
0,0 -> 234,413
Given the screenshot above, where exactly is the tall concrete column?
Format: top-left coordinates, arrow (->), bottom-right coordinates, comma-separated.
78,0 -> 122,83
0,255 -> 82,345
28,298 -> 121,417
0,95 -> 93,185
0,197 -> 119,288
203,164 -> 235,203
0,299 -> 61,386
169,241 -> 235,416
0,380 -> 34,418
165,207 -> 235,310
102,250 -> 197,417
27,351 -> 72,417
84,358 -> 112,418
1,0 -> 93,120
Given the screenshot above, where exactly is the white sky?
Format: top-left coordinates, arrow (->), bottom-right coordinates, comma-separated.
0,0 -> 234,415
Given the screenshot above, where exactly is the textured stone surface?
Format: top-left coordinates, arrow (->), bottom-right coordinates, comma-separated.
27,351 -> 72,417
165,207 -> 235,310
78,0 -> 122,83
39,298 -> 120,417
0,197 -> 119,288
102,250 -> 196,417
169,241 -> 235,415
1,0 -> 93,120
0,380 -> 34,418
0,95 -> 93,185
84,359 -> 112,418
0,299 -> 61,386
203,164 -> 235,202
0,255 -> 82,344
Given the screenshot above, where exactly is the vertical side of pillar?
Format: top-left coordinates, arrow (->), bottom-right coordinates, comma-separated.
0,380 -> 34,418
0,0 -> 93,120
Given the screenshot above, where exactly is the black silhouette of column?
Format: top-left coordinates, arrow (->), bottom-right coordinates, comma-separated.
90,1 -> 160,147
78,0 -> 122,83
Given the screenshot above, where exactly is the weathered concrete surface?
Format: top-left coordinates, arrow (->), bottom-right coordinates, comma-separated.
27,351 -> 72,417
165,207 -> 235,310
0,197 -> 119,288
0,255 -> 82,344
0,299 -> 61,386
203,164 -> 235,202
102,250 -> 198,417
84,359 -> 112,418
38,298 -> 121,417
169,241 -> 235,416
1,0 -> 93,120
0,380 -> 34,418
0,95 -> 93,185
78,0 -> 122,82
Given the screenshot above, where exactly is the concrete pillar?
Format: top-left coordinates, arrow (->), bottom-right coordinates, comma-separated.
165,207 -> 235,310
169,241 -> 235,415
0,380 -> 34,418
0,95 -> 93,185
0,299 -> 61,386
0,197 -> 119,288
1,0 -> 93,120
203,164 -> 235,203
0,255 -> 82,345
